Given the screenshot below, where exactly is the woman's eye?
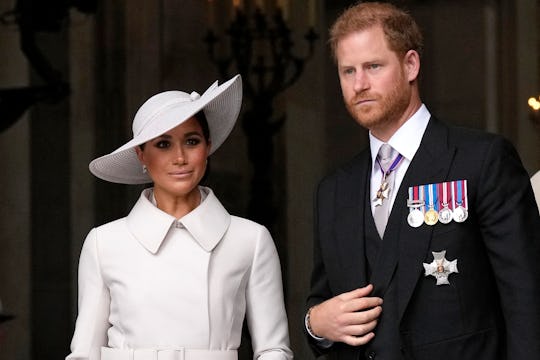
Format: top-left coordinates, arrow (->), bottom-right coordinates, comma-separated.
186,138 -> 201,146
155,140 -> 170,149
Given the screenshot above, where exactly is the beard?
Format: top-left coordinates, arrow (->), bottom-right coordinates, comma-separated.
345,79 -> 411,132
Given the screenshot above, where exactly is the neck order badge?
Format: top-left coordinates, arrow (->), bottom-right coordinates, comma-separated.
374,144 -> 403,207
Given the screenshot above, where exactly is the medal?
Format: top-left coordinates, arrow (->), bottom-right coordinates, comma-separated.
424,209 -> 438,225
452,180 -> 468,223
423,250 -> 459,285
373,150 -> 403,207
439,206 -> 453,224
453,206 -> 468,222
408,209 -> 424,227
407,186 -> 424,227
424,184 -> 438,226
374,181 -> 390,206
438,182 -> 453,224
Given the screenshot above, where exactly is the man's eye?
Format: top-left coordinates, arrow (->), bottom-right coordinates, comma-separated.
343,68 -> 355,75
368,64 -> 381,70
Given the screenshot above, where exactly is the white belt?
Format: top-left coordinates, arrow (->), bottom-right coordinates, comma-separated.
101,347 -> 238,360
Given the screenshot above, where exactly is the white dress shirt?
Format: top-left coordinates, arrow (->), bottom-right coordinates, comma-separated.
369,104 -> 431,215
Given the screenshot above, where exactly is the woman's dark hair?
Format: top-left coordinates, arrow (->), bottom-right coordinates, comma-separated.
194,110 -> 211,143
194,110 -> 211,184
138,110 -> 211,150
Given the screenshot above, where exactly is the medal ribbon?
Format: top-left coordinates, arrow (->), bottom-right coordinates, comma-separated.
438,182 -> 450,209
424,184 -> 437,211
419,185 -> 425,213
408,185 -> 421,213
450,181 -> 456,211
438,182 -> 444,209
431,183 -> 438,211
454,180 -> 467,209
376,153 -> 404,181
462,180 -> 468,209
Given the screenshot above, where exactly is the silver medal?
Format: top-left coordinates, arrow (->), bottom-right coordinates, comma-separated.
452,205 -> 468,223
408,208 -> 424,227
423,250 -> 459,286
438,206 -> 453,224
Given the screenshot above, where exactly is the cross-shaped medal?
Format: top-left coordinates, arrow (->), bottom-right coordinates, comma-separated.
374,180 -> 390,206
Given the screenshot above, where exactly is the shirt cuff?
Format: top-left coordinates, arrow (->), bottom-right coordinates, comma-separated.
305,308 -> 334,348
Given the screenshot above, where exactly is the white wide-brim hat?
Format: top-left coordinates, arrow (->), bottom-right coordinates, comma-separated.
89,74 -> 242,184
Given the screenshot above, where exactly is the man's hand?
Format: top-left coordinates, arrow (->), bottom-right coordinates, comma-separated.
309,284 -> 383,346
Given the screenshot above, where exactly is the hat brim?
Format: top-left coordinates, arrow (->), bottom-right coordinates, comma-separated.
89,75 -> 242,184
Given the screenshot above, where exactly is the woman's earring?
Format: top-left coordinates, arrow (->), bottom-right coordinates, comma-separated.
142,165 -> 148,173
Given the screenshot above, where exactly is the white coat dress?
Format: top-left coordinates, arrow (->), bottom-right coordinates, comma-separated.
66,187 -> 293,360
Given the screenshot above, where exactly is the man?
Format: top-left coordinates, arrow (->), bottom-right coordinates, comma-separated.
305,2 -> 540,359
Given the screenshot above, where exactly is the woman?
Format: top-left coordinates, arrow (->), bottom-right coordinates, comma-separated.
67,75 -> 293,360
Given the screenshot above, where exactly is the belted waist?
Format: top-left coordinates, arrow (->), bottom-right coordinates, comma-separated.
101,347 -> 238,360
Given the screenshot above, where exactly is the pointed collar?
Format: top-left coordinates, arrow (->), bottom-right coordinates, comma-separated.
126,186 -> 231,254
369,104 -> 430,173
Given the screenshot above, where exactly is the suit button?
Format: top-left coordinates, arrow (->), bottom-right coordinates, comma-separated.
367,351 -> 376,359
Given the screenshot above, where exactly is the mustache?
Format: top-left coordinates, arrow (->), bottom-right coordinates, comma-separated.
351,93 -> 379,103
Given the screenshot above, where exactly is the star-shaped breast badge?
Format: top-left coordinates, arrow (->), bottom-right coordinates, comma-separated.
374,181 -> 390,207
423,250 -> 458,285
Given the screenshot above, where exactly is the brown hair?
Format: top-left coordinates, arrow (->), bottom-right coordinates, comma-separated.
329,2 -> 423,62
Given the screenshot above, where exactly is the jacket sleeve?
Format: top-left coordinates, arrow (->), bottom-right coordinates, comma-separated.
304,178 -> 338,356
245,226 -> 293,359
475,136 -> 540,359
66,228 -> 111,360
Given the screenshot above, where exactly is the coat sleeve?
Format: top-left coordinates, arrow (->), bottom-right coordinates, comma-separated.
475,136 -> 540,359
66,228 -> 111,360
245,226 -> 293,360
304,178 -> 338,356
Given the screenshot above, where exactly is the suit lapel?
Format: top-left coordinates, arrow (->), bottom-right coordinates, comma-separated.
396,118 -> 456,320
367,118 -> 457,312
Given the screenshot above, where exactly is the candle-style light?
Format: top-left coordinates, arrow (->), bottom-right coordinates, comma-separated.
528,96 -> 540,111
277,0 -> 288,20
309,0 -> 317,27
527,95 -> 540,127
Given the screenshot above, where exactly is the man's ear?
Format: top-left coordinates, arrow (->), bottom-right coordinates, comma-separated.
404,50 -> 420,82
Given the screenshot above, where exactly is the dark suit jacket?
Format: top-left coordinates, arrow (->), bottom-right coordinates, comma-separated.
306,118 -> 540,360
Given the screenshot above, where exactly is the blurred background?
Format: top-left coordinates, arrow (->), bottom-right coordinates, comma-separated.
0,0 -> 539,359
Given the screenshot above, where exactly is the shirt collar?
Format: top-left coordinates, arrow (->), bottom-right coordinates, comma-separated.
369,104 -> 430,170
126,186 -> 231,254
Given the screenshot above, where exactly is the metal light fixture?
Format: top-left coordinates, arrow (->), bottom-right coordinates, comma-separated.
204,0 -> 318,229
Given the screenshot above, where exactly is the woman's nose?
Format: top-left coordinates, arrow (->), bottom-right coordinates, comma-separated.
174,146 -> 186,165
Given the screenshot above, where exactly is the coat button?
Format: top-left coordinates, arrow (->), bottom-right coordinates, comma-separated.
367,351 -> 376,360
